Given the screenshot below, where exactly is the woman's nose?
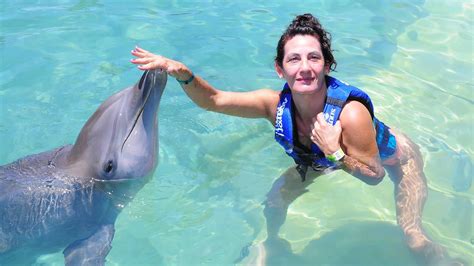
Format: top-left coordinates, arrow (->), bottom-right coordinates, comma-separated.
300,59 -> 311,71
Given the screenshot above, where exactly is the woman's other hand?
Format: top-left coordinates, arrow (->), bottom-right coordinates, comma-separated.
310,112 -> 342,155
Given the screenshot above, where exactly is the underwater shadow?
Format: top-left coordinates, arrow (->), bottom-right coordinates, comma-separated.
263,221 -> 416,266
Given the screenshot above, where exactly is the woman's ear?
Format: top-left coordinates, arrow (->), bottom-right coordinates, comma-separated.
275,62 -> 284,78
324,64 -> 330,75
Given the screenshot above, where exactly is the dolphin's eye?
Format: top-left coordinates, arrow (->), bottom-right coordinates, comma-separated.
103,160 -> 114,173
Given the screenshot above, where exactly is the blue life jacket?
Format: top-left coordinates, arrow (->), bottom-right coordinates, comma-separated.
274,76 -> 396,174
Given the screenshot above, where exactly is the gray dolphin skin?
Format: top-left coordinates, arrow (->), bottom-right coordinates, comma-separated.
0,69 -> 167,265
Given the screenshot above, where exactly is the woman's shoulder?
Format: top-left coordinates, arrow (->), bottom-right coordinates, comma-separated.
340,100 -> 373,130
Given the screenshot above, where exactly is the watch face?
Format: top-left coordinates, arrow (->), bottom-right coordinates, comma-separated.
326,155 -> 337,162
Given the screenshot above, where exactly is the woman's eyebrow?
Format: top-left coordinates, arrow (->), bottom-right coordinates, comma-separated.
286,52 -> 300,57
308,51 -> 322,56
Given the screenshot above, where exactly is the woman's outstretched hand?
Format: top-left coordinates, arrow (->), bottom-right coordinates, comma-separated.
131,46 -> 192,81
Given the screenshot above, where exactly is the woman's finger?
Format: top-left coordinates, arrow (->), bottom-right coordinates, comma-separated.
130,57 -> 153,65
316,112 -> 327,125
131,49 -> 150,58
134,46 -> 149,53
138,61 -> 165,70
132,47 -> 156,58
131,50 -> 143,57
312,121 -> 321,131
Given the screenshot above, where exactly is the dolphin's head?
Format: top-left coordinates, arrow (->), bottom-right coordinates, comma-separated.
64,69 -> 167,182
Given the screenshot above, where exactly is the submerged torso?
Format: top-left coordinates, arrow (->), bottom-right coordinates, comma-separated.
274,76 -> 397,170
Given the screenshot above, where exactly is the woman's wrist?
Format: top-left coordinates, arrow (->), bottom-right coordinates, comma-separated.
174,66 -> 194,84
324,144 -> 342,156
326,147 -> 345,162
176,72 -> 195,85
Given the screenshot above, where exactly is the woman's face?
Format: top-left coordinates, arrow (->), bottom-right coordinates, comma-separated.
276,34 -> 329,95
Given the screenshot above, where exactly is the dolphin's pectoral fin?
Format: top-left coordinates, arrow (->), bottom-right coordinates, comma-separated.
63,224 -> 115,266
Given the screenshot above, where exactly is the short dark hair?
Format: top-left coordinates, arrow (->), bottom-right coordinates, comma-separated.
275,13 -> 337,71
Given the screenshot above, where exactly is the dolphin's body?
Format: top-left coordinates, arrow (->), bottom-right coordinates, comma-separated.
0,69 -> 167,265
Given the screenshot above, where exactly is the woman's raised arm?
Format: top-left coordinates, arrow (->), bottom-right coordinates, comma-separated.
131,46 -> 280,122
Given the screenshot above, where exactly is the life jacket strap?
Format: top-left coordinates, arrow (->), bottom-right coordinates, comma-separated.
325,97 -> 345,107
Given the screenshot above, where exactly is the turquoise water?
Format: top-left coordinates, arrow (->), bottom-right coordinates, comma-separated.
1,0 -> 473,265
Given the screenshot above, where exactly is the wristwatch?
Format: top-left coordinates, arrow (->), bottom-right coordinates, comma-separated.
326,148 -> 345,163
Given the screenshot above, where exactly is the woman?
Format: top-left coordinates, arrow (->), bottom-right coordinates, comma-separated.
131,13 -> 452,265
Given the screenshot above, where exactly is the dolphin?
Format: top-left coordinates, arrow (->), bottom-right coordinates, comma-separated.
0,69 -> 167,265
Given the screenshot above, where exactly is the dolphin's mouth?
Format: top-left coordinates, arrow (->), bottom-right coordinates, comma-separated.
121,70 -> 157,152
92,177 -> 140,183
